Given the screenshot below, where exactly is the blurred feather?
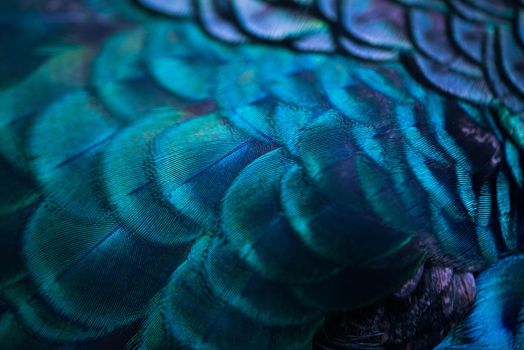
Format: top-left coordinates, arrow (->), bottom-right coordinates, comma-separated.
0,1 -> 523,349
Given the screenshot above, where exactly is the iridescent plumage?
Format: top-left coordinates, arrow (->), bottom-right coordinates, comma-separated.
1,1 -> 524,349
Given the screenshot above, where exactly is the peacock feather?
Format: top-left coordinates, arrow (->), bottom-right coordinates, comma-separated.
1,0 -> 524,349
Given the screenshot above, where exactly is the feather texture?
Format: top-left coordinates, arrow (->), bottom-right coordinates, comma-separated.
0,1 -> 523,349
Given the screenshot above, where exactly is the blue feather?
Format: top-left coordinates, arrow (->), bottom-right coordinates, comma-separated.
1,1 -> 524,349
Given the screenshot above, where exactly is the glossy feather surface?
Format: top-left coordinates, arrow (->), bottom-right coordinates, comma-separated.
0,1 -> 523,349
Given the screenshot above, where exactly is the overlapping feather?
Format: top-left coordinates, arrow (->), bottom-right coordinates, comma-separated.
0,1 -> 522,349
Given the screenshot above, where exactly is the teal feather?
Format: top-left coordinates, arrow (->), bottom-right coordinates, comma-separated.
475,181 -> 499,263
145,22 -> 231,101
23,203 -> 187,331
27,91 -> 119,216
505,140 -> 524,186
0,312 -> 56,350
496,171 -> 518,251
100,111 -> 199,245
92,28 -> 189,122
221,149 -> 338,283
130,294 -> 173,350
162,236 -> 322,350
2,278 -> 105,343
406,147 -> 464,221
1,1 -> 524,349
204,236 -> 320,326
430,204 -> 485,266
152,113 -> 273,229
0,158 -> 39,288
0,48 -> 89,171
437,255 -> 524,349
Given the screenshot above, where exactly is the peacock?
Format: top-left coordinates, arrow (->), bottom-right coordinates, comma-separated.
1,0 -> 524,348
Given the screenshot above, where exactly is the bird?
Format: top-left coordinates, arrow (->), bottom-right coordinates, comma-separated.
0,0 -> 523,349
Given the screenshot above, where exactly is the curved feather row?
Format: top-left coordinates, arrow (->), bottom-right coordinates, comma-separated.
132,0 -> 524,156
0,11 -> 521,350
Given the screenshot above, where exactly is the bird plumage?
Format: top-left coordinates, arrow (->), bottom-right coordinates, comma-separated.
0,0 -> 524,349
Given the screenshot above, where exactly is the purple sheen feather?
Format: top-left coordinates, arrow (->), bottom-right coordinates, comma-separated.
462,0 -> 514,19
448,0 -> 508,23
450,15 -> 485,63
197,0 -> 248,43
395,0 -> 447,10
138,0 -> 193,16
338,35 -> 398,61
484,30 -> 524,113
498,28 -> 524,97
409,9 -> 457,63
292,31 -> 336,52
231,0 -> 327,41
340,0 -> 411,50
413,53 -> 493,104
317,0 -> 338,22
